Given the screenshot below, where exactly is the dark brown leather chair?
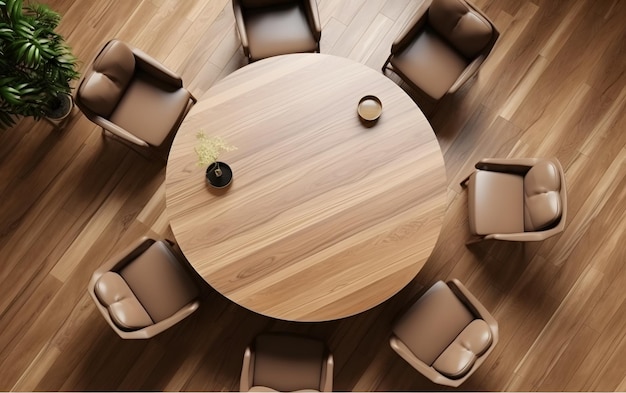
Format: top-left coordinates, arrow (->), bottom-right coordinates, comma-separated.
240,333 -> 333,392
88,237 -> 200,339
232,0 -> 321,62
382,0 -> 499,101
461,158 -> 567,243
75,39 -> 196,158
390,279 -> 498,387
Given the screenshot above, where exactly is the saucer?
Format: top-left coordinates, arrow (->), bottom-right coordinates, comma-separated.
357,95 -> 382,121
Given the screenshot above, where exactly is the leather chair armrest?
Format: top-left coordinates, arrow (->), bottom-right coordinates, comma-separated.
132,48 -> 183,88
475,157 -> 543,175
76,97 -> 149,147
449,55 -> 485,94
240,346 -> 255,391
485,228 -> 560,242
232,0 -> 250,58
102,299 -> 200,340
304,0 -> 322,41
98,116 -> 151,147
320,353 -> 333,392
391,0 -> 431,53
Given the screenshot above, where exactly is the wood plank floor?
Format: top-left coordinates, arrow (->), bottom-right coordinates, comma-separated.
1,0 -> 625,390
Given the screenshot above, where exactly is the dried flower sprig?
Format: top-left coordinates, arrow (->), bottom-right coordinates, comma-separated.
195,131 -> 237,167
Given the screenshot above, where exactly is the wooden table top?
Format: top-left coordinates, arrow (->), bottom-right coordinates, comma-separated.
165,54 -> 447,322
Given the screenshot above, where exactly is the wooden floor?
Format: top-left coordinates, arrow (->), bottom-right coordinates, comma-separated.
1,0 -> 625,390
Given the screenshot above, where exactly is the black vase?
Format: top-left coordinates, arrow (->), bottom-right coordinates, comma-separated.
206,162 -> 233,188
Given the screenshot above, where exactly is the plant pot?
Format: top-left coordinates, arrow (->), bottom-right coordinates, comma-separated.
206,162 -> 233,188
45,92 -> 73,121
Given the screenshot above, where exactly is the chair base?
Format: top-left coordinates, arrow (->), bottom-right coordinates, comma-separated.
465,235 -> 486,246
101,128 -> 167,162
381,53 -> 393,73
460,172 -> 471,187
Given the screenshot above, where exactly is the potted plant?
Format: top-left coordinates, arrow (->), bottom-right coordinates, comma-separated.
195,131 -> 237,188
0,0 -> 80,129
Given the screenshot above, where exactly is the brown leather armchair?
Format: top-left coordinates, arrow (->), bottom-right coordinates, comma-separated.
75,39 -> 196,158
88,237 -> 200,339
232,0 -> 321,62
390,279 -> 498,387
240,333 -> 333,392
382,0 -> 499,101
461,158 -> 567,243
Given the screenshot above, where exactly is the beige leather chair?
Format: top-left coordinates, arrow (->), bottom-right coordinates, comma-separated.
75,39 -> 196,158
461,158 -> 567,243
390,279 -> 498,387
232,0 -> 321,62
88,237 -> 200,339
240,333 -> 333,392
382,0 -> 499,101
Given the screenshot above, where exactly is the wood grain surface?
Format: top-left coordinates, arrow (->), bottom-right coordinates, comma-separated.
2,0 -> 626,390
166,54 -> 447,321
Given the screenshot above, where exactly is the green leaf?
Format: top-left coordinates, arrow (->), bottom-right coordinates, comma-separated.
9,0 -> 23,22
15,20 -> 34,36
0,86 -> 22,105
15,40 -> 29,61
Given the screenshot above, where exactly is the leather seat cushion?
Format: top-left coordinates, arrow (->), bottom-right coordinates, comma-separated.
390,28 -> 468,100
94,271 -> 154,330
119,241 -> 199,323
428,0 -> 493,59
468,170 -> 525,235
253,334 -> 324,391
432,319 -> 493,378
524,160 -> 562,231
109,72 -> 191,146
392,281 -> 475,366
244,3 -> 318,61
78,40 -> 136,117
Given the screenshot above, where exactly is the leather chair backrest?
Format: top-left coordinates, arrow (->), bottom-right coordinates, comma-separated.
94,271 -> 154,331
523,160 -> 562,231
428,0 -> 493,59
432,319 -> 493,378
78,40 -> 136,117
240,0 -> 295,8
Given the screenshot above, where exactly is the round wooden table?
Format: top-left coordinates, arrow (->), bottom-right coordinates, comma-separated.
165,54 -> 447,322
